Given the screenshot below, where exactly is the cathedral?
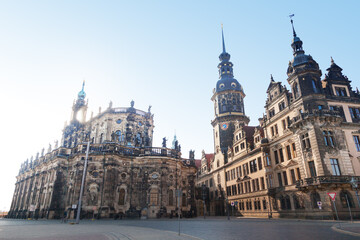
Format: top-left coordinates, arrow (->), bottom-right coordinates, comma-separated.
8,83 -> 197,219
196,20 -> 360,219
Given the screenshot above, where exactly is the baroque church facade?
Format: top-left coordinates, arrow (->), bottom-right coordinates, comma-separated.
196,21 -> 360,219
8,84 -> 197,219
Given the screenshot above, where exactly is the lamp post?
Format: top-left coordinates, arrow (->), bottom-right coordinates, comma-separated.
350,177 -> 360,208
202,184 -> 206,219
226,198 -> 230,220
76,141 -> 90,224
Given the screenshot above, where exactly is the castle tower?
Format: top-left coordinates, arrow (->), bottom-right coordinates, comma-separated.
286,18 -> 326,111
211,26 -> 249,164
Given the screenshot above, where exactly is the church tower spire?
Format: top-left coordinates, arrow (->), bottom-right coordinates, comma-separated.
71,81 -> 88,123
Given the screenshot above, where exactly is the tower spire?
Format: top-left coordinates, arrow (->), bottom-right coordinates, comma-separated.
77,80 -> 86,101
289,14 -> 304,55
221,24 -> 226,53
289,14 -> 297,37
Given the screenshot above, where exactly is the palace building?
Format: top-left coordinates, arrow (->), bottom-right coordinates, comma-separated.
196,21 -> 360,219
8,84 -> 197,219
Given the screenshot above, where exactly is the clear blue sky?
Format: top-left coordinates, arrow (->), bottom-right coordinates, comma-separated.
1,0 -> 359,210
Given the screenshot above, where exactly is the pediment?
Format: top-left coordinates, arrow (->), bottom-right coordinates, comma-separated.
286,159 -> 298,167
274,164 -> 285,170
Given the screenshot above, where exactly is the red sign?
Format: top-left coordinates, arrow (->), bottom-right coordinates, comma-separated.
327,192 -> 336,201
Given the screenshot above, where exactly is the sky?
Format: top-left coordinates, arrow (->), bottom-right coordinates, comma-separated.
0,0 -> 359,211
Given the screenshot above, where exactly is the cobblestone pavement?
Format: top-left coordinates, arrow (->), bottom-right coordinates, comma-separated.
0,217 -> 359,240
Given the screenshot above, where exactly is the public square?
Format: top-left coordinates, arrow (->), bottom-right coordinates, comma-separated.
0,217 -> 359,240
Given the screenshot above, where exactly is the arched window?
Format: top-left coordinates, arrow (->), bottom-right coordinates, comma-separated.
150,188 -> 158,206
168,189 -> 174,206
312,80 -> 318,93
115,130 -> 122,142
311,191 -> 321,208
118,188 -> 125,205
340,191 -> 354,208
136,133 -> 142,145
293,83 -> 299,99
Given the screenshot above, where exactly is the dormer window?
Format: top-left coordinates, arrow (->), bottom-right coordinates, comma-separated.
279,101 -> 285,111
335,87 -> 347,96
269,108 -> 275,118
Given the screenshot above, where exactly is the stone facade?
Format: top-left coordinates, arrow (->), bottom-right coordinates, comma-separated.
197,22 -> 360,220
8,85 -> 197,219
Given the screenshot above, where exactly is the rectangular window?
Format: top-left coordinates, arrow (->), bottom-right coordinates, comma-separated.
279,148 -> 284,162
263,200 -> 267,210
236,167 -> 240,178
271,126 -> 275,137
250,159 -> 257,173
265,152 -> 271,166
296,168 -> 301,180
323,131 -> 335,147
301,133 -> 311,149
330,158 -> 341,176
308,161 -> 317,177
252,180 -> 256,192
278,173 -> 283,187
275,124 -> 278,135
282,119 -> 286,130
267,174 -> 273,188
274,150 -> 279,164
239,166 -> 242,177
290,169 -> 296,184
353,135 -> 360,151
279,101 -> 286,111
258,157 -> 263,170
256,178 -> 260,191
235,146 -> 239,153
335,86 -> 347,96
240,142 -> 245,149
349,107 -> 360,120
283,171 -> 288,186
261,177 -> 265,190
286,145 -> 292,160
269,108 -> 275,118
291,143 -> 297,158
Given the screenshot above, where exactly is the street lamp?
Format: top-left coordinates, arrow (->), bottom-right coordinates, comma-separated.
76,141 -> 90,224
226,198 -> 230,220
350,177 -> 360,208
201,184 -> 206,219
